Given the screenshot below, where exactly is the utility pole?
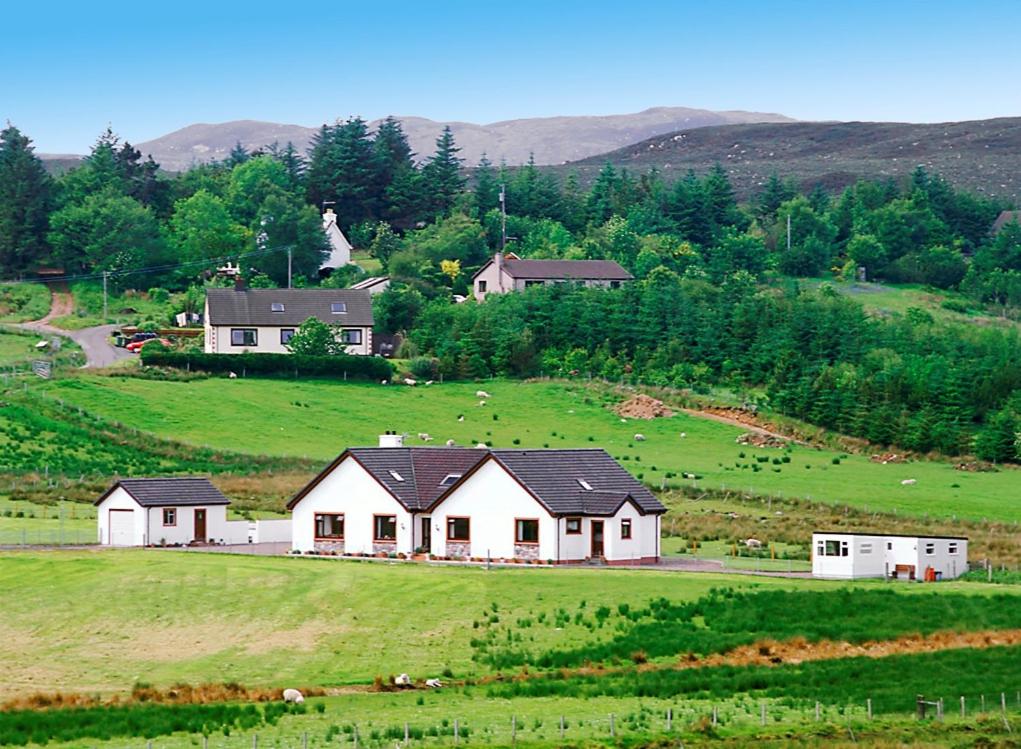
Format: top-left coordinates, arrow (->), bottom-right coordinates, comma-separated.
287,247 -> 292,289
102,271 -> 109,319
499,184 -> 507,251
786,213 -> 792,252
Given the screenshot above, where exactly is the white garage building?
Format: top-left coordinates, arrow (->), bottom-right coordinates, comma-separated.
812,531 -> 968,581
95,477 -> 231,546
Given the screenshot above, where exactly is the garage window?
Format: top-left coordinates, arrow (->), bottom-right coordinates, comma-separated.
162,508 -> 176,526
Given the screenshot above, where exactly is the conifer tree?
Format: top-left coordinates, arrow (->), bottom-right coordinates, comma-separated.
421,126 -> 464,215
473,153 -> 500,215
0,124 -> 53,274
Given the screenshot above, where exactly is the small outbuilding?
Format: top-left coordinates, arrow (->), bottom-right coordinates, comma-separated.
811,531 -> 968,581
95,477 -> 231,546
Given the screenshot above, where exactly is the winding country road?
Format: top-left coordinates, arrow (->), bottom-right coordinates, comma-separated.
17,283 -> 132,368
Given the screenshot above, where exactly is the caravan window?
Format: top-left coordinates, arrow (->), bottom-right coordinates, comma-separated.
949,542 -> 959,554
925,542 -> 935,555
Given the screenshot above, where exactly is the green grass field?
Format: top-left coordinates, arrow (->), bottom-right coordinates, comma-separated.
0,283 -> 50,323
37,376 -> 1021,522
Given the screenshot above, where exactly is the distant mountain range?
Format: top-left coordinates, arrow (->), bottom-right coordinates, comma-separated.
560,117 -> 1021,201
39,107 -> 794,171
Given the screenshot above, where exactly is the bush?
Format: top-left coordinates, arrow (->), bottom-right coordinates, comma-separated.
140,350 -> 393,381
408,356 -> 439,380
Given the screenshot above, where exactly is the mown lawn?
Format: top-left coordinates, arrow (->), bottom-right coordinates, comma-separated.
0,550 -> 832,699
38,376 -> 1021,522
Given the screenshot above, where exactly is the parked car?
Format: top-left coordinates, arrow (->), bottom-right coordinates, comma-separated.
126,337 -> 170,353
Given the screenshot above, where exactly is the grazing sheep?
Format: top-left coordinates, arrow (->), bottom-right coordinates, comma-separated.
634,433 -> 646,441
457,414 -> 464,422
425,380 -> 434,386
679,432 -> 687,438
282,688 -> 304,704
426,678 -> 443,689
478,400 -> 486,407
475,443 -> 488,449
418,432 -> 433,442
381,379 -> 389,385
446,439 -> 456,447
476,390 -> 491,399
683,472 -> 696,480
404,378 -> 417,386
228,372 -> 237,379
393,673 -> 411,687
901,478 -> 917,486
745,538 -> 762,549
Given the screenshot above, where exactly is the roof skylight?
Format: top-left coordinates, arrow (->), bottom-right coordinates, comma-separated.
271,302 -> 285,312
577,479 -> 593,491
331,302 -> 347,314
439,473 -> 462,487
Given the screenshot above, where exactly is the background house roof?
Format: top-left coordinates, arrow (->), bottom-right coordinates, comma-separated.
992,210 -> 1021,234
205,288 -> 373,327
502,259 -> 633,281
96,477 -> 230,507
290,446 -> 664,516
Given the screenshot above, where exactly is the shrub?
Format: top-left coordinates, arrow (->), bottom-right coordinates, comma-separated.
408,356 -> 439,380
140,350 -> 393,381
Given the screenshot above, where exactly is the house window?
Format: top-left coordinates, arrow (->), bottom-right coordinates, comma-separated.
315,513 -> 344,539
925,542 -> 935,555
341,329 -> 363,345
230,328 -> 257,347
949,542 -> 958,554
271,302 -> 285,312
524,280 -> 544,288
887,542 -> 893,551
478,280 -> 488,292
565,517 -> 582,535
280,328 -> 295,344
859,543 -> 872,554
447,516 -> 470,541
162,508 -> 176,526
823,540 -> 847,557
515,518 -> 539,544
374,515 -> 397,541
331,302 -> 347,314
610,281 -> 621,289
621,518 -> 632,540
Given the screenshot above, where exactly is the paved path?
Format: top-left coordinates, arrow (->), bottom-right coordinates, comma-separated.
17,284 -> 131,368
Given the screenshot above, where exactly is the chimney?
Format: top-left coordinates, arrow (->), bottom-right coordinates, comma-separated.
495,252 -> 505,292
234,275 -> 246,291
378,431 -> 404,448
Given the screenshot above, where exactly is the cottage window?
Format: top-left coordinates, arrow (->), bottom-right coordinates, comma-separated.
280,328 -> 295,345
162,508 -> 176,526
374,515 -> 397,541
610,281 -> 621,289
341,329 -> 363,345
925,542 -> 935,555
621,518 -> 633,540
565,517 -> 582,535
478,280 -> 488,292
524,280 -> 544,288
230,328 -> 258,347
270,302 -> 285,312
447,516 -> 470,542
515,518 -> 539,544
948,542 -> 958,554
315,513 -> 344,539
331,302 -> 347,314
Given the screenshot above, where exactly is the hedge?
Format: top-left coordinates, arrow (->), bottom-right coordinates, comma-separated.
140,350 -> 393,381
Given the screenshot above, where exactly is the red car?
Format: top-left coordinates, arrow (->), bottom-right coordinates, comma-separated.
127,337 -> 171,353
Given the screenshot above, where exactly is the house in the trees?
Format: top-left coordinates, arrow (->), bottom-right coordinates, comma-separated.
95,477 -> 231,546
472,252 -> 633,302
203,285 -> 373,355
811,531 -> 968,581
349,276 -> 391,295
288,436 -> 665,564
320,208 -> 354,271
991,210 -> 1021,235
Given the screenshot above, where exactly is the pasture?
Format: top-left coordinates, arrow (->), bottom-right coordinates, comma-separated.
37,376 -> 1021,522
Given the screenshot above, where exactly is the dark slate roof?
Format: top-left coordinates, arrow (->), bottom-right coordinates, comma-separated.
205,288 -> 373,327
489,449 -> 664,515
502,259 -> 633,281
96,477 -> 230,507
289,447 -> 665,516
992,210 -> 1021,234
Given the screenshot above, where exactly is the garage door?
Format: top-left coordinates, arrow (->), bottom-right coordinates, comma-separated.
108,509 -> 135,546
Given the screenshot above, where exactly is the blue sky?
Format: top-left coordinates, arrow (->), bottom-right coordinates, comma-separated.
3,0 -> 1018,153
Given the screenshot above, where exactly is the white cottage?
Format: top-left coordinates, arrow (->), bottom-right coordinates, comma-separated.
288,439 -> 665,565
321,208 -> 353,270
472,253 -> 633,302
812,532 -> 968,581
95,477 -> 231,546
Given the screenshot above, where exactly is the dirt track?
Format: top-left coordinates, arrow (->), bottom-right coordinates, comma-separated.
18,283 -> 131,368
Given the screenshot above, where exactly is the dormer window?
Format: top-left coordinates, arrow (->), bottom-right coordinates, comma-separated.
331,302 -> 347,314
271,302 -> 285,312
439,473 -> 462,487
577,479 -> 593,491
388,470 -> 405,482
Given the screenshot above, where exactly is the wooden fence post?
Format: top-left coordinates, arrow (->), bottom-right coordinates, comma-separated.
961,696 -> 966,718
609,713 -> 615,737
712,706 -> 718,727
403,722 -> 409,746
760,702 -> 766,726
815,701 -> 821,721
511,715 -> 516,746
867,698 -> 872,720
666,708 -> 672,731
560,716 -> 565,739
454,719 -> 459,745
916,695 -> 926,720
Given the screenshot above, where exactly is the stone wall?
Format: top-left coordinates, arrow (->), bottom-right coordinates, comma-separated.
446,541 -> 470,559
314,540 -> 346,554
373,541 -> 397,555
514,543 -> 540,560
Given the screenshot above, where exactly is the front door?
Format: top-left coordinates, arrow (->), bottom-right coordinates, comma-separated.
591,521 -> 604,558
421,517 -> 431,552
194,509 -> 206,542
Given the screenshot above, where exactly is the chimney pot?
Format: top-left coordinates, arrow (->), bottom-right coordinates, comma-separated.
379,433 -> 404,448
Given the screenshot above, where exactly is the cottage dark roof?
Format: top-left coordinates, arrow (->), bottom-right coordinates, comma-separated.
205,288 -> 373,327
992,210 -> 1021,234
289,447 -> 665,516
502,259 -> 632,281
95,477 -> 230,507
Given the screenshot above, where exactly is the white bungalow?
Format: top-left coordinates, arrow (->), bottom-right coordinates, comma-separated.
288,436 -> 665,565
321,208 -> 353,270
95,477 -> 231,546
812,531 -> 968,581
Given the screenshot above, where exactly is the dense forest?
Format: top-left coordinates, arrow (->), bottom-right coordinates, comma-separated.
1,119 -> 1020,461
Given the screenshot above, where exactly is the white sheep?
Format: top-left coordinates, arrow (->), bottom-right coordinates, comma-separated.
393,673 -> 411,687
679,432 -> 687,438
418,432 -> 433,442
381,379 -> 389,385
457,414 -> 464,422
425,380 -> 434,386
282,688 -> 304,704
634,433 -> 646,442
426,678 -> 443,689
228,372 -> 237,379
476,390 -> 491,399
475,443 -> 488,449
478,400 -> 486,407
901,478 -> 917,486
404,378 -> 417,386
745,538 -> 762,549
446,439 -> 456,447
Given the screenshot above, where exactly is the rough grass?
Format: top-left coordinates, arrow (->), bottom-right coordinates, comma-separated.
0,284 -> 49,323
37,376 -> 1021,522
